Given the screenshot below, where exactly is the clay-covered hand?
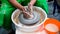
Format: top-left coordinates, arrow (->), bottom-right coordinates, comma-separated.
28,3 -> 33,9
23,11 -> 33,19
28,3 -> 33,15
28,0 -> 36,12
28,3 -> 33,11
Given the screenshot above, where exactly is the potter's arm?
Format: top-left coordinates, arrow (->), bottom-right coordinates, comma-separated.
9,0 -> 30,18
29,0 -> 36,5
9,0 -> 36,11
9,0 -> 25,11
9,0 -> 36,18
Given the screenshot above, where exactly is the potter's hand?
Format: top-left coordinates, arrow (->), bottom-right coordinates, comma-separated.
23,11 -> 33,19
28,3 -> 33,9
28,3 -> 33,11
28,0 -> 36,12
28,3 -> 33,15
21,6 -> 25,11
22,8 -> 33,19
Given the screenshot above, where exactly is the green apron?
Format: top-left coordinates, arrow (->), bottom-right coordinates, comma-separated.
0,0 -> 48,30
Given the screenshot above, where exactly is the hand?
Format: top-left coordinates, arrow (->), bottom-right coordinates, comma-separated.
28,3 -> 33,14
20,6 -> 25,11
21,6 -> 33,19
28,3 -> 33,11
22,8 -> 33,19
23,11 -> 32,19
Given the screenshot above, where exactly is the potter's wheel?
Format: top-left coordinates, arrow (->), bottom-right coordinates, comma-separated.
11,6 -> 47,33
19,11 -> 40,25
11,6 -> 47,26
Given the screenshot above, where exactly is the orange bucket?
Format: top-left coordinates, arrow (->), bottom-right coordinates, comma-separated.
44,18 -> 60,34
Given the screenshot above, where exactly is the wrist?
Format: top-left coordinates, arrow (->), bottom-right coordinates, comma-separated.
20,6 -> 25,11
29,0 -> 36,6
29,3 -> 33,6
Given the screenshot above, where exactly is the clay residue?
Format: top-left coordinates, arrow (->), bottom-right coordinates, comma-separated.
13,10 -> 21,24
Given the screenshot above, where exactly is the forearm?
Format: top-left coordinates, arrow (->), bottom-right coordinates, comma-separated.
9,0 -> 24,10
30,0 -> 36,5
